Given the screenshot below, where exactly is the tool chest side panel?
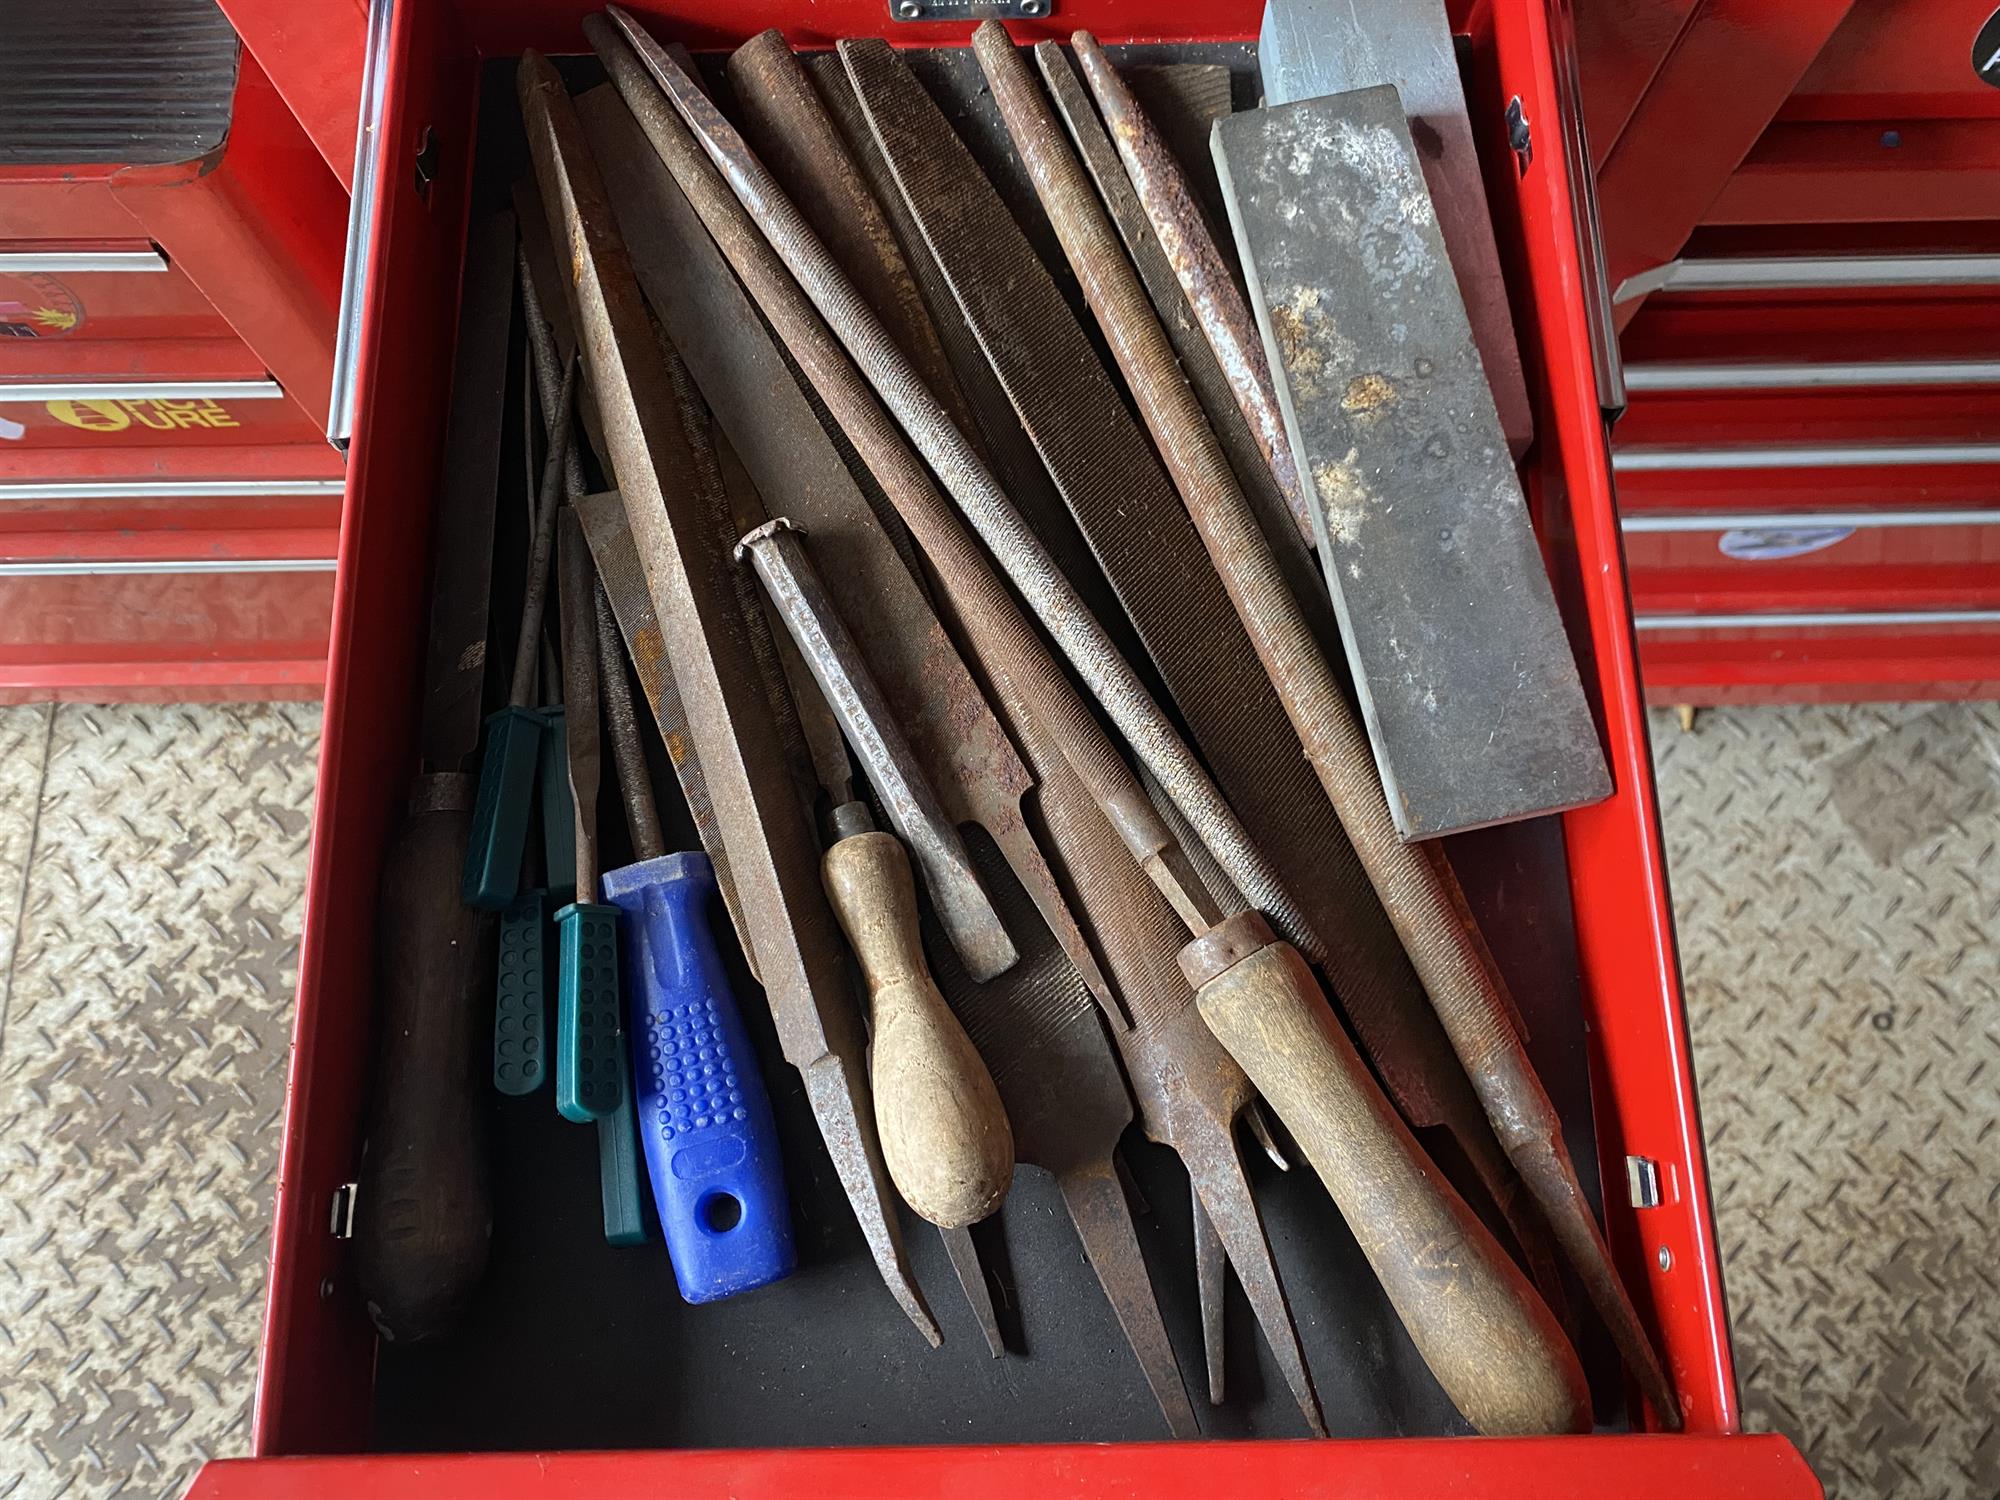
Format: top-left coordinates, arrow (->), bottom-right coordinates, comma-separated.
252,0 -> 1750,1481
254,0 -> 482,1458
1474,0 -> 1734,1433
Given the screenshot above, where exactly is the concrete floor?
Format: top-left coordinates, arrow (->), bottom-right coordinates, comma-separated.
0,698 -> 1992,1497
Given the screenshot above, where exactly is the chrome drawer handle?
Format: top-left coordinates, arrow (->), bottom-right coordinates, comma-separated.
0,479 -> 345,501
327,0 -> 396,450
1626,359 -> 2000,392
1616,252 -> 2000,301
0,379 -> 282,402
1615,441 -> 2000,472
0,559 -> 337,577
0,247 -> 167,274
1622,507 -> 2000,533
1636,608 -> 2000,631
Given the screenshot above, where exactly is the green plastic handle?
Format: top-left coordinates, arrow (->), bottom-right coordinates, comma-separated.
555,900 -> 624,1123
463,706 -> 545,910
538,707 -> 577,900
598,1050 -> 649,1246
493,889 -> 549,1096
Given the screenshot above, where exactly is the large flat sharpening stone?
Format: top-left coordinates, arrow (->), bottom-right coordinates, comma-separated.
1215,87 -> 1611,841
1258,0 -> 1533,459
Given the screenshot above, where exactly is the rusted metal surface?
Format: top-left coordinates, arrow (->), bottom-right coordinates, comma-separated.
801,50 -> 1131,678
577,78 -> 1115,1020
973,21 -> 1514,1188
990,34 -> 1672,1424
1212,90 -> 1612,841
1192,1194 -> 1227,1405
725,31 -> 984,467
739,517 -> 1017,983
583,30 -> 1336,1423
1035,43 -> 1335,663
580,41 -> 1352,1432
594,581 -> 664,863
420,214 -> 516,772
836,36 -> 1324,864
977,20 -> 1614,1430
939,1225 -> 1005,1359
599,8 -> 1309,954
1255,0 -> 1535,458
556,512 -> 604,899
518,52 -> 938,1348
926,830 -> 1197,1440
507,352 -> 578,710
575,490 -> 758,975
1071,34 -> 1315,551
1032,738 -> 1326,1436
728,452 -> 858,818
588,26 -> 1175,1015
1121,62 -> 1235,230
837,39 -> 1471,1167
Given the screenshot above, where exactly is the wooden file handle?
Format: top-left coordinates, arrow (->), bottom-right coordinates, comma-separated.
1184,912 -> 1590,1436
824,829 -> 1014,1228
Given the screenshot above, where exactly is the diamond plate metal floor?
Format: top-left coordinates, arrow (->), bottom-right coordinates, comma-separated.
0,703 -> 318,1500
1654,703 -> 2000,1500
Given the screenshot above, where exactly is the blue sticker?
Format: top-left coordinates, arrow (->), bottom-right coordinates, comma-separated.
1717,526 -> 1856,562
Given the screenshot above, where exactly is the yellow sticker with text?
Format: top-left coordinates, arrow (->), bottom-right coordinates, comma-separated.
47,398 -> 243,433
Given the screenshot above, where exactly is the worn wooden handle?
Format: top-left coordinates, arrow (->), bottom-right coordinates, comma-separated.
1185,913 -> 1589,1436
354,778 -> 497,1343
824,830 -> 1013,1227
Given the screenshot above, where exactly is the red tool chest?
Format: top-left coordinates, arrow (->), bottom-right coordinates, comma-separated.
1588,0 -> 2000,705
0,14 -> 345,703
188,0 -> 1819,1492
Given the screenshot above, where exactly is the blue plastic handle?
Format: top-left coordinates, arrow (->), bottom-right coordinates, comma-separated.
600,851 -> 795,1303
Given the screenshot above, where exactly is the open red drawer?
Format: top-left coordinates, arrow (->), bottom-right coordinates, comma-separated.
189,0 -> 1818,1493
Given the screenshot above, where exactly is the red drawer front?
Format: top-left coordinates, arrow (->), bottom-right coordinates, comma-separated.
1637,622 -> 2000,705
0,566 -> 333,703
0,47 -> 348,446
1613,276 -> 2000,703
1626,523 -> 2000,610
0,445 -> 343,702
188,1434 -> 1820,1499
0,253 -> 240,346
231,0 -> 1791,1492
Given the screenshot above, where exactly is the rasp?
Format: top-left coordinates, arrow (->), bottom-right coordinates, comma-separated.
839,34 -> 1476,1136
1011,25 -> 1564,1300
801,49 -> 1132,678
927,827 -> 1199,1439
980,27 -> 1656,1429
1036,42 -> 1330,641
1213,88 -> 1671,1422
519,51 -> 938,1347
596,12 -> 1305,935
575,76 -> 1119,1026
596,31 -> 1328,1427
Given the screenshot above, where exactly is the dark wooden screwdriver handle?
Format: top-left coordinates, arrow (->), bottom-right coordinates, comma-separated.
353,773 -> 497,1343
1184,912 -> 1590,1436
